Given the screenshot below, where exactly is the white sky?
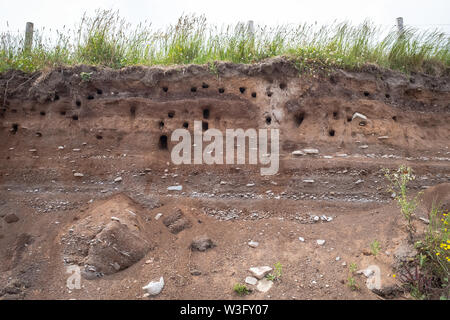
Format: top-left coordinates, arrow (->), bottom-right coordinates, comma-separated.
1,0 -> 449,34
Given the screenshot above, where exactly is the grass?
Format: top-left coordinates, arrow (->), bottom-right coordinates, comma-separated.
370,239 -> 381,256
347,262 -> 359,291
233,283 -> 250,296
266,262 -> 283,281
1,9 -> 449,74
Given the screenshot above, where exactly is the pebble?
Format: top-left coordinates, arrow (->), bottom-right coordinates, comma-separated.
298,237 -> 305,242
256,278 -> 273,293
248,240 -> 259,248
292,150 -> 305,156
167,185 -> 182,191
142,277 -> 164,296
114,177 -> 122,183
73,172 -> 84,177
303,148 -> 319,154
316,239 -> 326,246
155,213 -> 163,220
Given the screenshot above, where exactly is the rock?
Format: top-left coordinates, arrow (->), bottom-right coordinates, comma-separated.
167,185 -> 182,191
245,276 -> 258,285
256,278 -> 273,293
154,213 -> 163,220
190,269 -> 202,276
292,150 -> 305,156
303,179 -> 315,183
162,209 -> 192,234
4,213 -> 19,223
316,239 -> 326,246
249,266 -> 272,280
302,148 -> 319,154
248,240 -> 259,248
298,237 -> 305,242
357,268 -> 374,277
352,112 -> 367,121
355,179 -> 364,184
359,145 -> 369,149
378,136 -> 389,140
114,177 -> 122,183
335,256 -> 341,261
394,243 -> 417,262
110,216 -> 120,222
190,235 -> 215,252
246,183 -> 255,187
142,277 -> 164,296
73,172 -> 84,177
419,217 -> 430,224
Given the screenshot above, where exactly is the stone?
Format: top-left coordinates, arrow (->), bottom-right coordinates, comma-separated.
378,136 -> 389,140
114,177 -> 122,183
162,209 -> 192,234
359,145 -> 369,149
316,239 -> 326,246
256,278 -> 273,293
298,237 -> 305,242
190,235 -> 215,252
248,240 -> 259,248
167,185 -> 182,191
352,112 -> 367,121
302,148 -> 319,154
292,150 -> 305,156
73,172 -> 84,177
155,213 -> 163,220
4,213 -> 19,223
303,179 -> 315,183
249,266 -> 272,280
245,276 -> 258,285
142,277 -> 164,296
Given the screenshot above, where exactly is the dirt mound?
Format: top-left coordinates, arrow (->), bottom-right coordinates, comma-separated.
162,208 -> 192,234
420,183 -> 450,215
61,194 -> 154,276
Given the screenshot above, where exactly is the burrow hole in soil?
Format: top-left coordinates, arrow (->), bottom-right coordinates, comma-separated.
11,123 -> 18,134
385,93 -> 390,99
54,93 -> 60,100
162,86 -> 168,92
329,129 -> 335,137
347,116 -> 352,122
130,106 -> 136,117
159,135 -> 168,150
36,132 -> 42,137
75,100 -> 81,107
333,111 -> 338,119
159,121 -> 165,129
392,116 -> 397,122
202,83 -> 209,89
96,89 -> 103,95
203,108 -> 210,119
294,111 -> 305,127
183,122 -> 189,128
239,87 -> 246,94
87,95 -> 94,100
251,92 -> 257,98
191,87 -> 197,93
72,115 -> 79,121
267,91 -> 273,97
279,83 -> 287,90
60,111 -> 66,116
168,111 -> 175,118
266,116 -> 272,125
363,91 -> 370,97
40,111 -> 46,116
96,135 -> 103,140
218,88 -> 225,94
202,121 -> 208,131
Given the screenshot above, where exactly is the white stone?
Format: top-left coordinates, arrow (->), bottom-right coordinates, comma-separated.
359,145 -> 369,149
248,241 -> 259,248
249,266 -> 273,280
73,172 -> 84,177
292,150 -> 305,156
114,177 -> 122,183
352,112 -> 367,121
256,278 -> 273,293
155,213 -> 163,220
303,179 -> 315,183
111,217 -> 120,222
246,183 -> 255,187
316,239 -> 326,246
142,277 -> 164,296
245,276 -> 258,285
303,148 -> 319,154
298,237 -> 305,242
167,185 -> 182,191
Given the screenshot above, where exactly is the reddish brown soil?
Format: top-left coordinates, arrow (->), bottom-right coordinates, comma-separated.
0,58 -> 449,300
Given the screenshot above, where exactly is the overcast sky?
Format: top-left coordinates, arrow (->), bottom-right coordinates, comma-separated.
1,0 -> 449,34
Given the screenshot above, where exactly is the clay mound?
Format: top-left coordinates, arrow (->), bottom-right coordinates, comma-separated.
61,194 -> 154,277
420,183 -> 450,215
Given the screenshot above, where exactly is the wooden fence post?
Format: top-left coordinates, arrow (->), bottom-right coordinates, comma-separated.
24,22 -> 34,51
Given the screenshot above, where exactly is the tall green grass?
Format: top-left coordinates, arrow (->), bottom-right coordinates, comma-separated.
1,9 -> 449,74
